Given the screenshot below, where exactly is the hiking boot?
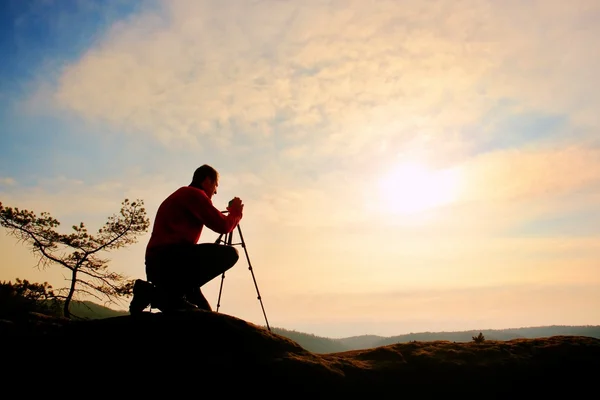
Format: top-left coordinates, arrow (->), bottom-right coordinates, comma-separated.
129,279 -> 154,314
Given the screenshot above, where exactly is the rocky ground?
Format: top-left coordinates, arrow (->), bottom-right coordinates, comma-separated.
2,310 -> 598,398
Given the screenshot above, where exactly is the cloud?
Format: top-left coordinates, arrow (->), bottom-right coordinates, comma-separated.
0,172 -> 171,228
23,0 -> 596,157
0,177 -> 16,186
15,0 -> 600,239
459,145 -> 600,203
219,141 -> 600,239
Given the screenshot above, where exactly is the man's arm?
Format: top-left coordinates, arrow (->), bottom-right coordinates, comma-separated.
194,192 -> 243,234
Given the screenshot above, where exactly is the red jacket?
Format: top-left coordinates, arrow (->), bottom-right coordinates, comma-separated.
145,186 -> 242,258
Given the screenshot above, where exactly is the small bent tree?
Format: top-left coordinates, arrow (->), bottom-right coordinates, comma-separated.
0,199 -> 150,318
472,332 -> 486,343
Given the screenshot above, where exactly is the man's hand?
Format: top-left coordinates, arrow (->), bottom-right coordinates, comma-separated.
227,197 -> 244,213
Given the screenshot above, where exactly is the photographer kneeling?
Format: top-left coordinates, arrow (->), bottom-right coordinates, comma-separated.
130,164 -> 243,313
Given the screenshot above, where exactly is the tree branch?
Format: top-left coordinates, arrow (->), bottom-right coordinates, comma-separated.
88,217 -> 135,256
0,218 -> 74,271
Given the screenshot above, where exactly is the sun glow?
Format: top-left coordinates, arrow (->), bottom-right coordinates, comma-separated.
378,162 -> 463,215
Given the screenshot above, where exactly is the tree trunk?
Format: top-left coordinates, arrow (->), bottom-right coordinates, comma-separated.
64,268 -> 78,318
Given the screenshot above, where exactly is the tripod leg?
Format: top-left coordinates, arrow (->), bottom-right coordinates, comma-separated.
216,272 -> 225,312
215,231 -> 231,312
236,224 -> 271,331
213,226 -> 271,331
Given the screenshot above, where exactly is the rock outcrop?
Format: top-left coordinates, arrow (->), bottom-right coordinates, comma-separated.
3,310 -> 599,398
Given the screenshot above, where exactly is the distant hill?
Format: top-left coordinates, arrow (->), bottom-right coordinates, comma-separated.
272,325 -> 600,353
68,301 -> 129,319
270,327 -> 350,353
42,300 -> 129,320
372,326 -> 600,349
336,334 -> 386,350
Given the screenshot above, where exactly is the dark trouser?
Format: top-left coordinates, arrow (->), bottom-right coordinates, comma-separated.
145,243 -> 240,310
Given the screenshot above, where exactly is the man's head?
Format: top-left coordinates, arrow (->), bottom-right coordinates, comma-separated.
190,164 -> 219,198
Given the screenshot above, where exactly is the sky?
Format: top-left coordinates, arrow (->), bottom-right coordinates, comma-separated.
1,0 -> 599,338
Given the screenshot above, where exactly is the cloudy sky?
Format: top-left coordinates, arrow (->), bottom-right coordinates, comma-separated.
1,0 -> 599,338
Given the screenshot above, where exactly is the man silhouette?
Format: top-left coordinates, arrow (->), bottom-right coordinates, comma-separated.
130,164 -> 244,313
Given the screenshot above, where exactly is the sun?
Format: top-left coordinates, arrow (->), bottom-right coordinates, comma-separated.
377,161 -> 462,215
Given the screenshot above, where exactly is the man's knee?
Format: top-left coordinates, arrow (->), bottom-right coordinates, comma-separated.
226,246 -> 240,266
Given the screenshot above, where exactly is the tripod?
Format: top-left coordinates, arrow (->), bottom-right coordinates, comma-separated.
214,221 -> 271,331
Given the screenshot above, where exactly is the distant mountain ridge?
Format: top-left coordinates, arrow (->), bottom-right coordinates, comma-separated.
77,301 -> 600,354
68,301 -> 130,319
273,325 -> 600,353
354,325 -> 600,351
